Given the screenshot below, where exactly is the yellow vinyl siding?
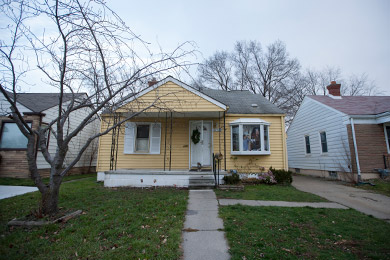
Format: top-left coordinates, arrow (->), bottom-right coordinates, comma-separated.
97,114 -> 287,172
117,81 -> 225,113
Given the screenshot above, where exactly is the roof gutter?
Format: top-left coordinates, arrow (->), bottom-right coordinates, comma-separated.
350,117 -> 361,182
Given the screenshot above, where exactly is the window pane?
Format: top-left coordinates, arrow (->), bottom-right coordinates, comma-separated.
0,122 -> 30,149
136,125 -> 150,152
243,125 -> 261,151
136,139 -> 149,151
386,126 -> 390,151
320,132 -> 328,153
136,125 -> 149,138
264,125 -> 269,151
232,125 -> 239,151
305,135 -> 311,154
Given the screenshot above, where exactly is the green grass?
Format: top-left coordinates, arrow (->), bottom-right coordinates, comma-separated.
0,177 -> 188,260
220,205 -> 390,259
0,173 -> 97,186
354,179 -> 390,197
216,184 -> 328,202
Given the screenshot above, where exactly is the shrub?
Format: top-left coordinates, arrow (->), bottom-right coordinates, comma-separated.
223,172 -> 240,184
257,170 -> 277,184
269,167 -> 293,184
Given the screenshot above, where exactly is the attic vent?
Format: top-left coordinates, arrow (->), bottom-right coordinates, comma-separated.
251,104 -> 258,107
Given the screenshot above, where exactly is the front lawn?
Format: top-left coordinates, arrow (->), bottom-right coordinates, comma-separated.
0,177 -> 188,259
0,172 -> 97,186
355,179 -> 390,197
216,184 -> 327,202
220,205 -> 390,259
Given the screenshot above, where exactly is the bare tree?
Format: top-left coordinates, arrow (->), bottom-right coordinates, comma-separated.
0,0 -> 195,215
233,40 -> 301,102
197,51 -> 235,91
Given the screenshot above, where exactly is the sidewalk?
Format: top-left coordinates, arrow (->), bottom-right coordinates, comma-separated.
219,199 -> 348,209
0,185 -> 38,200
292,175 -> 390,220
181,190 -> 230,260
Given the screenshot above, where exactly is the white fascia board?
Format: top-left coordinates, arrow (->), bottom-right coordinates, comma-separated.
229,118 -> 270,125
346,112 -> 390,124
123,76 -> 227,111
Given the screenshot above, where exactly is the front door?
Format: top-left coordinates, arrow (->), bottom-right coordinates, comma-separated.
190,121 -> 212,167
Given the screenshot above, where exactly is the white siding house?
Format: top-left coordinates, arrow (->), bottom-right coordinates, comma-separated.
287,81 -> 390,181
287,97 -> 351,178
0,91 -> 99,178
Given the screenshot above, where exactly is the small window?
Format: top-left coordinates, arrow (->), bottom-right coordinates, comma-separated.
386,126 -> 390,152
0,122 -> 31,149
305,135 -> 311,154
320,131 -> 328,153
232,125 -> 239,151
264,125 -> 269,151
135,125 -> 150,152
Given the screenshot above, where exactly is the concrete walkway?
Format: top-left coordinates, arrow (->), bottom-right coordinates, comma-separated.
219,199 -> 348,209
0,185 -> 38,200
293,175 -> 390,221
181,190 -> 230,260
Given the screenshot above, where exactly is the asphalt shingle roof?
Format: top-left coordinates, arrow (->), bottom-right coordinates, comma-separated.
308,95 -> 390,115
200,88 -> 285,114
8,92 -> 86,113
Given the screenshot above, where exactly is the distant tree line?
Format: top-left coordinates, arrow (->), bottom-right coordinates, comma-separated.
194,40 -> 380,124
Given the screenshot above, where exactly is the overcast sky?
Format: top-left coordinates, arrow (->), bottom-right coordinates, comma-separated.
109,0 -> 389,94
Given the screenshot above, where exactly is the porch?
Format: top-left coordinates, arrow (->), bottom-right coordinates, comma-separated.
101,169 -> 227,188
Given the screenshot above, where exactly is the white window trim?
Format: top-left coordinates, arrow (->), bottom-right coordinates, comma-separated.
319,131 -> 328,155
384,123 -> 390,154
304,134 -> 311,155
124,122 -> 161,155
230,119 -> 271,155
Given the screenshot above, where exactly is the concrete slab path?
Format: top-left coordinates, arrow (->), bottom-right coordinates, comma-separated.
219,199 -> 348,209
0,185 -> 38,200
181,190 -> 230,260
292,175 -> 390,221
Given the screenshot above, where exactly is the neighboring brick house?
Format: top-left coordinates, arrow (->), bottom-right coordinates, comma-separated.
287,81 -> 390,181
0,92 -> 99,178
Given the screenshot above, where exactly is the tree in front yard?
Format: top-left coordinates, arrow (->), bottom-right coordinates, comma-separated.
0,0 -> 194,216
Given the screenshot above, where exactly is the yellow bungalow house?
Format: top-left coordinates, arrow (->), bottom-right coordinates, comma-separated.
96,76 -> 287,187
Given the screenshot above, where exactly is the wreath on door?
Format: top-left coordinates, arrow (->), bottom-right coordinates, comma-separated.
191,128 -> 201,144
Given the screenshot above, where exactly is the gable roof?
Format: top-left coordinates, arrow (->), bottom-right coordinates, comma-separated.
6,91 -> 87,113
126,76 -> 227,111
107,76 -> 284,115
308,95 -> 390,115
200,88 -> 285,114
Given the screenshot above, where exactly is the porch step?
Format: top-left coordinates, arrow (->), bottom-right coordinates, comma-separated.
188,175 -> 216,189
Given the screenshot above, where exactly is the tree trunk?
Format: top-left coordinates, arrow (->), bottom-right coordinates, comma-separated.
41,185 -> 60,216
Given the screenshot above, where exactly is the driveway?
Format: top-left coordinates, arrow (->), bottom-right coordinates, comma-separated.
0,185 -> 38,200
292,175 -> 390,221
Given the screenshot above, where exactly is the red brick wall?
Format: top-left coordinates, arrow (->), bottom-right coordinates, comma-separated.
0,115 -> 41,178
347,124 -> 388,176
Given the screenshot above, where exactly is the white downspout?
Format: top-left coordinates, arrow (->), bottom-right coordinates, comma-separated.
350,117 -> 361,182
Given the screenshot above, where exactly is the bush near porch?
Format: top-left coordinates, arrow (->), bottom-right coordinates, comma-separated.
0,177 -> 188,259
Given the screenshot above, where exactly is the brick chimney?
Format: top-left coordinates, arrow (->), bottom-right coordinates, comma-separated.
327,81 -> 341,96
148,78 -> 158,87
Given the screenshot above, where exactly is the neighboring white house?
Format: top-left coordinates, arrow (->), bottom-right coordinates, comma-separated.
287,81 -> 390,181
0,91 -> 99,178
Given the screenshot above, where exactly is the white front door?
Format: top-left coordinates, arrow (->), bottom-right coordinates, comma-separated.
190,121 -> 212,167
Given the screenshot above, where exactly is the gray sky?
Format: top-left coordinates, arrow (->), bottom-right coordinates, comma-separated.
109,0 -> 389,94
